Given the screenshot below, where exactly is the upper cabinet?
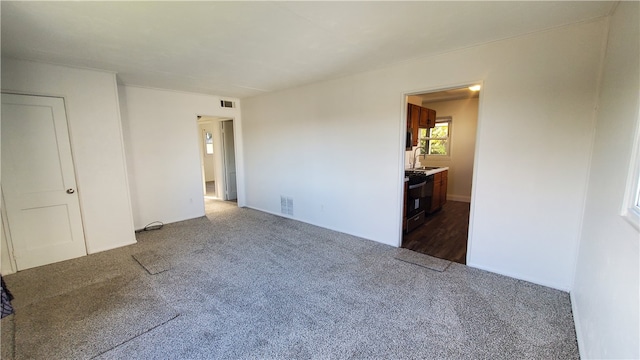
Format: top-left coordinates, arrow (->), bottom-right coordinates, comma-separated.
418,106 -> 429,127
427,108 -> 436,128
407,103 -> 436,147
409,104 -> 421,128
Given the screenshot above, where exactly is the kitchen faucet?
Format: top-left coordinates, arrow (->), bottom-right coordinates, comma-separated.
412,146 -> 425,169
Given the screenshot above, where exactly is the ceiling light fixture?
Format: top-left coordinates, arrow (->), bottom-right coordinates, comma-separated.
468,85 -> 481,91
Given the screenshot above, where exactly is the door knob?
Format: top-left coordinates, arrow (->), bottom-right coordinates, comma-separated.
66,188 -> 75,194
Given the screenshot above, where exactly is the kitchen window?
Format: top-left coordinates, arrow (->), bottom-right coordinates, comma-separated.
420,117 -> 451,156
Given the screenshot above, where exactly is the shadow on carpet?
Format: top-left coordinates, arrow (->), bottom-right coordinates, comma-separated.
394,248 -> 451,272
12,275 -> 178,360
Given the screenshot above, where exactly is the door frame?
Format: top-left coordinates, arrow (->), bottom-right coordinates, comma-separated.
1,191 -> 18,274
397,81 -> 484,265
196,115 -> 236,201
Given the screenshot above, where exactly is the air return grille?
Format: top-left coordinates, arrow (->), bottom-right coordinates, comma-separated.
220,100 -> 235,108
280,196 -> 293,216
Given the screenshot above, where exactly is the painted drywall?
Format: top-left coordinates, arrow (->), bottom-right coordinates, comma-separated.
571,2 -> 640,358
1,58 -> 136,254
241,19 -> 606,290
422,98 -> 478,202
406,95 -> 422,107
118,86 -> 242,230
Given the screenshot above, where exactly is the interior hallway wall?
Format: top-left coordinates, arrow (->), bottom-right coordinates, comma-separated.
1,58 -> 136,257
571,2 -> 640,358
118,86 -> 241,230
241,19 -> 606,291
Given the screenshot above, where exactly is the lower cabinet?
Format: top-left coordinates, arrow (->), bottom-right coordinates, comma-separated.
429,170 -> 448,213
403,169 -> 448,233
440,170 -> 448,207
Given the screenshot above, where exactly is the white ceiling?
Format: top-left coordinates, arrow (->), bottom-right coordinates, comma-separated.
1,1 -> 616,99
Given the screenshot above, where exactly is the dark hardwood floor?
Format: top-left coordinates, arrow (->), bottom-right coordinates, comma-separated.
402,200 -> 470,264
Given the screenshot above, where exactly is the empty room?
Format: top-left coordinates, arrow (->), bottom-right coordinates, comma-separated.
1,2 -> 638,359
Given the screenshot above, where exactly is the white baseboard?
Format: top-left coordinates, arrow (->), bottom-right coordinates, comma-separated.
570,291 -> 586,359
446,194 -> 471,203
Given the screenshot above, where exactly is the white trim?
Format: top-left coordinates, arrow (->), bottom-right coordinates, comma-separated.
620,96 -> 640,231
1,190 -> 18,274
466,80 -> 485,265
88,239 -> 137,255
447,194 -> 471,203
570,291 -> 587,360
396,92 -> 409,247
466,260 -> 571,292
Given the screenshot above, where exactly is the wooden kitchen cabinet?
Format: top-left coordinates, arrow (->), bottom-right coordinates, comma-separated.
431,172 -> 441,213
427,108 -> 437,128
418,106 -> 429,128
408,104 -> 420,147
429,169 -> 448,213
440,170 -> 447,207
407,103 -> 437,147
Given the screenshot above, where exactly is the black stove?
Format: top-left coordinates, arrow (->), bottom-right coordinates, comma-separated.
404,171 -> 434,232
405,170 -> 429,185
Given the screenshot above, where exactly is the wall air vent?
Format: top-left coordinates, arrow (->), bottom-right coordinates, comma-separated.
220,100 -> 235,108
280,196 -> 293,216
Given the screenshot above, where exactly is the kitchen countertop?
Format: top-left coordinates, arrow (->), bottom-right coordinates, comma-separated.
406,166 -> 449,176
404,166 -> 449,182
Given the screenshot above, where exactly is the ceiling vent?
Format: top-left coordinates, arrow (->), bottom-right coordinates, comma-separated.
220,100 -> 235,108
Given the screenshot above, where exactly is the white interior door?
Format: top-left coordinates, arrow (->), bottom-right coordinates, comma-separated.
221,120 -> 237,201
1,93 -> 86,270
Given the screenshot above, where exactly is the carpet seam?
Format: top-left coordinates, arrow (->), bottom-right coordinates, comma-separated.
90,313 -> 180,359
394,257 -> 452,272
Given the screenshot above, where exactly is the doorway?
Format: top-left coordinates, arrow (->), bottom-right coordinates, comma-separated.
401,85 -> 480,264
197,116 -> 238,202
198,119 -> 218,199
1,93 -> 87,270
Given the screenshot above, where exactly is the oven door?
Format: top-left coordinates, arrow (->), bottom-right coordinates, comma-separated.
406,181 -> 426,217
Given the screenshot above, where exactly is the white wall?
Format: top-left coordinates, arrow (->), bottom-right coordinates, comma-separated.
406,95 -> 422,107
1,58 -> 136,255
572,2 -> 640,358
241,19 -> 606,290
118,86 -> 242,230
422,98 -> 478,202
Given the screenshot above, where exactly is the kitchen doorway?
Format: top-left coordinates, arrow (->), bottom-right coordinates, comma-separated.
197,116 -> 237,202
401,85 -> 480,264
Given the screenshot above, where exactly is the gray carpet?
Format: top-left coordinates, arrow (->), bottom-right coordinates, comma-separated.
394,248 -> 452,272
0,199 -> 579,359
12,275 -> 178,359
133,250 -> 172,275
